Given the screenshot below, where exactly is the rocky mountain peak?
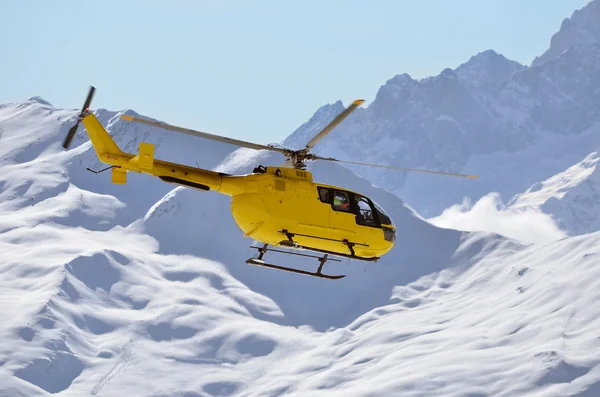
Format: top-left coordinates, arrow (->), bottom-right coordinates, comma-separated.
455,49 -> 524,88
533,0 -> 600,66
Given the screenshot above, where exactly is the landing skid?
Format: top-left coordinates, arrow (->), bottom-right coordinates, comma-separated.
246,244 -> 345,280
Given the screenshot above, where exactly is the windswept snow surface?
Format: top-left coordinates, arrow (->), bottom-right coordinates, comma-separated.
427,193 -> 566,244
2,99 -> 600,396
430,151 -> 600,241
510,152 -> 600,236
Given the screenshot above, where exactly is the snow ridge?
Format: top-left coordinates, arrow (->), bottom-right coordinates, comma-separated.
510,152 -> 600,235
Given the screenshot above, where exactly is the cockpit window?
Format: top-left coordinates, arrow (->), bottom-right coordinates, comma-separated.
318,187 -> 330,203
372,200 -> 393,226
354,195 -> 377,226
332,190 -> 351,212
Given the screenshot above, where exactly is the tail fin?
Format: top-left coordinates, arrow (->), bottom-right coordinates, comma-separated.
81,114 -> 123,156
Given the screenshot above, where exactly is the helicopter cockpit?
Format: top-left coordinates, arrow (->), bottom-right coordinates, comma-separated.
317,186 -> 396,242
371,199 -> 396,243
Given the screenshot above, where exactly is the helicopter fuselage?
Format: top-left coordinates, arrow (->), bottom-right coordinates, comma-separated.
229,167 -> 396,259
81,114 -> 396,260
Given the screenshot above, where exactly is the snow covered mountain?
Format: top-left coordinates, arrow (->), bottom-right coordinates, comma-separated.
4,1 -> 600,393
284,0 -> 600,217
2,93 -> 600,396
0,97 -> 238,227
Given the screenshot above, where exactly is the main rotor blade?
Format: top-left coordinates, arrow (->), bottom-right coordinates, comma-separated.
314,156 -> 479,179
63,85 -> 96,149
62,123 -> 79,149
304,99 -> 364,151
81,86 -> 96,113
120,115 -> 287,154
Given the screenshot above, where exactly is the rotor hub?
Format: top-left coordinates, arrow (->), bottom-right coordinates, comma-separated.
283,149 -> 318,170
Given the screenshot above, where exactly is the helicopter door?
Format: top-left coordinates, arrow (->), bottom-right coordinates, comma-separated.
331,189 -> 355,232
315,186 -> 332,228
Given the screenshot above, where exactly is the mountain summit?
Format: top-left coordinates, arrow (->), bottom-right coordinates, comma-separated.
533,0 -> 600,66
455,50 -> 524,88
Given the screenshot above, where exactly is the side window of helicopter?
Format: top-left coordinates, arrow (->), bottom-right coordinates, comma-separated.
354,195 -> 377,226
332,190 -> 351,212
317,187 -> 330,203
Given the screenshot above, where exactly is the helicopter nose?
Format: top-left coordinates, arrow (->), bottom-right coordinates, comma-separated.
383,227 -> 396,244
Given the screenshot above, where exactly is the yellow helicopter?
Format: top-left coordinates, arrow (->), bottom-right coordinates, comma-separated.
62,86 -> 477,279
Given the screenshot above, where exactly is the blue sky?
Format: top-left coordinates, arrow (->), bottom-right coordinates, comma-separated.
0,0 -> 590,144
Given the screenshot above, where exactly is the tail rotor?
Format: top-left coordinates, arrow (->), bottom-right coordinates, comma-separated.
62,85 -> 95,149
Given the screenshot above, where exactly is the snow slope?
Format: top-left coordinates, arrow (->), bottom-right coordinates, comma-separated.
2,98 -> 600,396
0,97 -> 239,227
509,152 -> 600,236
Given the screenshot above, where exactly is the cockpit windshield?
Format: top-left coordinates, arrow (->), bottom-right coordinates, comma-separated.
371,200 -> 394,227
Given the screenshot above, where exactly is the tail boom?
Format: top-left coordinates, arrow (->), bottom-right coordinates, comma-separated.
81,114 -> 239,195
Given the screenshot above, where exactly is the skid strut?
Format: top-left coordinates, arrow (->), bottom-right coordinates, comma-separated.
245,244 -> 345,280
278,229 -> 373,259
